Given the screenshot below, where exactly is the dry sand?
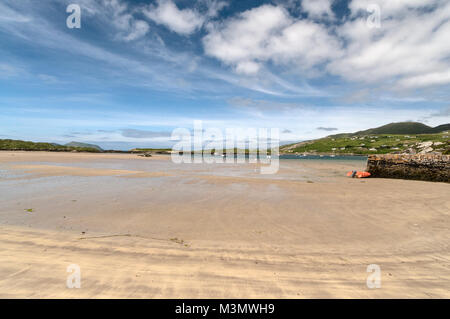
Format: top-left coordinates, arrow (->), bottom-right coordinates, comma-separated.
0,151 -> 449,298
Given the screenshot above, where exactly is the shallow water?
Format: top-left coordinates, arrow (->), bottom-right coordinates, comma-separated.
0,155 -> 369,182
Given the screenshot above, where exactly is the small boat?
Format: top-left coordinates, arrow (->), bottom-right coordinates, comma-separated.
347,171 -> 371,178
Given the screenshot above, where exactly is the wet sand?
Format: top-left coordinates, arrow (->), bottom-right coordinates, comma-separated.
0,151 -> 449,298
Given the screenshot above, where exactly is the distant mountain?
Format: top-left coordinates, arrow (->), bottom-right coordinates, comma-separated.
432,124 -> 450,133
65,141 -> 103,151
351,122 -> 449,136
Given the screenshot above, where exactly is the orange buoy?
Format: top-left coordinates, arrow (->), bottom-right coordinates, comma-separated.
347,171 -> 371,178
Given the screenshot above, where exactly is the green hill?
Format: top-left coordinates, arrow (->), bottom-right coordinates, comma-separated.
348,122 -> 448,136
281,122 -> 450,155
65,141 -> 103,151
432,124 -> 450,133
0,139 -> 101,152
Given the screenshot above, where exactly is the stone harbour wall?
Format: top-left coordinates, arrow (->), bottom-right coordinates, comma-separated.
367,154 -> 450,183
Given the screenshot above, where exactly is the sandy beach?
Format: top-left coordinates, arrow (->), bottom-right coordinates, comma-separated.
0,151 -> 449,298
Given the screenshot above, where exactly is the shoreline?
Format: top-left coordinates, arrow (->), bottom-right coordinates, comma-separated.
1,149 -> 370,159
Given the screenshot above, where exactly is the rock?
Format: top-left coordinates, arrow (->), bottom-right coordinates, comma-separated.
367,154 -> 450,182
402,148 -> 416,155
138,152 -> 152,157
418,141 -> 433,149
419,147 -> 433,154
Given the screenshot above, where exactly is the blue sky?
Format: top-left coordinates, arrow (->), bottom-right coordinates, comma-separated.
1,0 -> 449,150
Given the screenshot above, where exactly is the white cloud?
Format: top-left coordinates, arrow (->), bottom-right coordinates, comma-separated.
228,97 -> 304,112
2,0 -> 450,101
202,0 -> 450,92
122,20 -> 150,41
102,0 -> 150,42
301,0 -> 334,18
68,0 -> 150,41
143,0 -> 204,35
431,105 -> 450,117
203,0 -> 228,18
121,129 -> 172,138
0,2 -> 31,22
203,5 -> 341,75
235,61 -> 261,75
204,6 -> 290,67
37,74 -> 61,84
349,0 -> 441,17
0,63 -> 24,78
398,71 -> 450,89
142,0 -> 227,35
327,0 -> 450,89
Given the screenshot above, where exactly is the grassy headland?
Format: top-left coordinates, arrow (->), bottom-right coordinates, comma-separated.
281,122 -> 450,155
0,139 -> 101,153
